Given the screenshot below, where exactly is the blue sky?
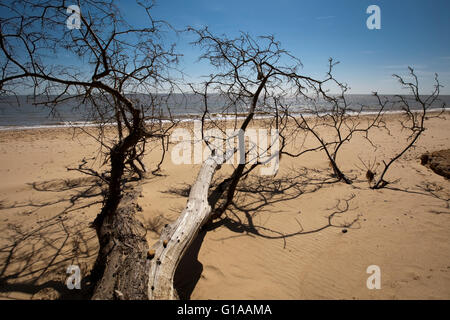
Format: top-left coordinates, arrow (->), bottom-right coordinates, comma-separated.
120,0 -> 450,94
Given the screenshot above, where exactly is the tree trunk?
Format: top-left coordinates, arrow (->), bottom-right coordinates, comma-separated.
91,150 -> 232,299
147,150 -> 231,299
91,185 -> 150,300
331,159 -> 352,184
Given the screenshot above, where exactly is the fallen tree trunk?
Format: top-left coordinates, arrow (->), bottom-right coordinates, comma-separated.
91,150 -> 231,299
91,185 -> 150,300
147,150 -> 231,299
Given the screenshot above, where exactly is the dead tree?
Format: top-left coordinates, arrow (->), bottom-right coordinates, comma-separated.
368,68 -> 445,189
289,59 -> 386,184
0,0 -> 180,299
148,29 -> 296,299
185,28 -> 336,215
143,29 -> 346,299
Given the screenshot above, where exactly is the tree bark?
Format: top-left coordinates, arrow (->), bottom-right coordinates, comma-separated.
91,150 -> 232,299
91,185 -> 150,300
147,150 -> 232,299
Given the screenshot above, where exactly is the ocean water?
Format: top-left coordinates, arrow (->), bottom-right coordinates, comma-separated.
0,94 -> 448,130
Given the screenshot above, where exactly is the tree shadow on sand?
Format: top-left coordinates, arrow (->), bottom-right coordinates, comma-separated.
384,181 -> 450,215
166,167 -> 361,299
0,176 -> 103,299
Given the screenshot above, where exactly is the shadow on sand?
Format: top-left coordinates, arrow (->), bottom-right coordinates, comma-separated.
168,167 -> 362,299
0,176 -> 103,299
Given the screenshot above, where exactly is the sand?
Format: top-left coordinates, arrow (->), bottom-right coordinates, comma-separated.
0,112 -> 449,300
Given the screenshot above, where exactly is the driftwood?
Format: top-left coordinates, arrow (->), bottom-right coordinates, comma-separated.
147,150 -> 231,299
91,150 -> 231,299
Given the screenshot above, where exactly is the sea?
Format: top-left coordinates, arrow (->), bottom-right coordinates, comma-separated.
0,94 -> 448,130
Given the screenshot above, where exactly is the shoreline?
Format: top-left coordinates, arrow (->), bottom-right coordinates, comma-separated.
0,107 -> 448,132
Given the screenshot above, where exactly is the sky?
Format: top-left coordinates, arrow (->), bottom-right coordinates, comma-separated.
119,0 -> 450,94
1,0 -> 449,95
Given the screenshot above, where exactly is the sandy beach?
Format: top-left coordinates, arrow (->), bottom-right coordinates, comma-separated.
0,112 -> 449,300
